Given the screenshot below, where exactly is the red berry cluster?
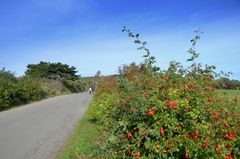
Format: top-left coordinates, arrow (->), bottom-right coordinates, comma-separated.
234,96 -> 238,103
208,97 -> 213,103
126,133 -> 133,139
147,108 -> 154,116
165,100 -> 179,109
215,145 -> 220,152
134,152 -> 140,159
226,155 -> 233,159
164,76 -> 169,81
225,133 -> 233,140
142,91 -> 148,96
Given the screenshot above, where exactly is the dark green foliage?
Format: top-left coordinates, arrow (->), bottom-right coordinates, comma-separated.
0,68 -> 16,82
215,77 -> 240,90
0,69 -> 18,109
62,80 -> 85,93
95,70 -> 101,78
0,69 -> 44,110
25,61 -> 79,80
0,65 -> 84,111
16,77 -> 44,103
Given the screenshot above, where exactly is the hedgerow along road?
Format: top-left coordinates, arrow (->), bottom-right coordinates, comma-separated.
0,92 -> 92,159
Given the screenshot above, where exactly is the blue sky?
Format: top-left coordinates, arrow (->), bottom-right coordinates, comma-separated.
0,0 -> 240,79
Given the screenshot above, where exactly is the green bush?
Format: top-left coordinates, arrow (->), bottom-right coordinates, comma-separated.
0,69 -> 18,110
0,70 -> 48,110
0,67 -> 85,111
16,77 -> 44,103
94,28 -> 240,159
106,70 -> 239,158
62,80 -> 85,93
89,93 -> 118,126
0,74 -> 45,110
40,79 -> 69,95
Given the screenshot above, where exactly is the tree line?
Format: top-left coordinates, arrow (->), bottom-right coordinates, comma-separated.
0,61 -> 86,111
215,77 -> 240,90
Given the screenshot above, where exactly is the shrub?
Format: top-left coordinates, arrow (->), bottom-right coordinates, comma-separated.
62,79 -> 85,93
88,75 -> 119,126
89,93 -> 118,126
0,69 -> 18,110
40,79 -> 69,95
95,75 -> 118,97
0,67 -> 85,111
101,28 -> 240,159
16,77 -> 44,103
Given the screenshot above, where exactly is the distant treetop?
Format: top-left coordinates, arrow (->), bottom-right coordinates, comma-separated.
25,61 -> 79,80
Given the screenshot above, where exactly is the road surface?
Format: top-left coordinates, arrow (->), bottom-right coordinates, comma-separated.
0,92 -> 92,159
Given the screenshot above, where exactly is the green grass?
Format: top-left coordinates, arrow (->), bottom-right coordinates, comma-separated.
216,89 -> 240,110
57,110 -> 104,159
216,89 -> 240,98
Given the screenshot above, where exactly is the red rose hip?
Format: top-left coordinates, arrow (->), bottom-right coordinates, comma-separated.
126,133 -> 133,139
134,152 -> 140,159
234,96 -> 238,102
215,145 -> 220,152
160,129 -> 165,135
147,108 -> 154,116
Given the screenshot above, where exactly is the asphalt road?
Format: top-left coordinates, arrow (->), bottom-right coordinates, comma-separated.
0,92 -> 92,159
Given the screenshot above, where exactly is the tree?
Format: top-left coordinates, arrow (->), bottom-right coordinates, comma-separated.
215,77 -> 240,89
0,68 -> 16,82
95,70 -> 101,78
25,61 -> 79,80
230,80 -> 240,89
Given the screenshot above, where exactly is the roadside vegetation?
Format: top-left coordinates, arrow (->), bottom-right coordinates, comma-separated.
58,75 -> 118,159
59,27 -> 239,159
0,62 -> 86,111
57,110 -> 104,159
217,89 -> 240,99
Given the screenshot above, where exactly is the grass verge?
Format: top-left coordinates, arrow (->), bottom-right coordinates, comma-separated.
217,89 -> 240,110
57,108 -> 104,159
216,89 -> 240,98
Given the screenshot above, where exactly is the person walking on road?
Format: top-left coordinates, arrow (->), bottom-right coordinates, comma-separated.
88,87 -> 92,95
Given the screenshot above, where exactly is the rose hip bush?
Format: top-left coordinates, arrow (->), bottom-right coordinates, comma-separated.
102,28 -> 239,158
89,75 -> 119,126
